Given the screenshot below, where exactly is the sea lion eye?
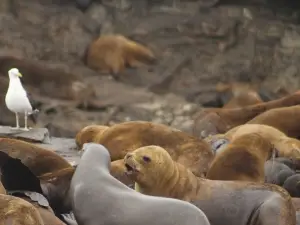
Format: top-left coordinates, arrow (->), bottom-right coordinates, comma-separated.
142,156 -> 151,162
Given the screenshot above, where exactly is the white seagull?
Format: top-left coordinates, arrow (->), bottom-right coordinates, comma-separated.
5,68 -> 39,131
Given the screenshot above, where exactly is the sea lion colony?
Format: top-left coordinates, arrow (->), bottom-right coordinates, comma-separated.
2,101 -> 300,225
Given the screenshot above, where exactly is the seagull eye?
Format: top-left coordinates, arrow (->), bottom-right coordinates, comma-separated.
142,156 -> 151,163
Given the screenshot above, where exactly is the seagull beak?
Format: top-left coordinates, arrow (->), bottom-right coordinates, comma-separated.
17,73 -> 22,77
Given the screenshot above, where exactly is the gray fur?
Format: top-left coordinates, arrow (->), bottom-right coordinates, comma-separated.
70,143 -> 211,225
264,160 -> 296,186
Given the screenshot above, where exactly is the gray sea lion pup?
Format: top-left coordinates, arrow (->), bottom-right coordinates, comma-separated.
70,143 -> 211,225
283,174 -> 300,198
264,159 -> 296,186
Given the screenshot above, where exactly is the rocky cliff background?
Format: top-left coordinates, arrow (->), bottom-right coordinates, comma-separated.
0,0 -> 300,138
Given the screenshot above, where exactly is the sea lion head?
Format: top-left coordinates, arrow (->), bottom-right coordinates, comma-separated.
124,145 -> 174,188
81,143 -> 111,169
75,125 -> 109,149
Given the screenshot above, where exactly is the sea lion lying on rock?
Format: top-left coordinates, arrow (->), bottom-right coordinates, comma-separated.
124,145 -> 296,225
264,158 -> 296,186
247,105 -> 300,138
210,124 -> 300,158
93,121 -> 213,178
206,133 -> 276,182
75,124 -> 109,149
0,150 -> 74,214
193,90 -> 300,137
70,143 -> 211,225
0,137 -> 72,176
215,82 -> 263,108
85,35 -> 156,77
0,194 -> 45,225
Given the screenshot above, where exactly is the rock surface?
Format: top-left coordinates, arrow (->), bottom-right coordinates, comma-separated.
0,0 -> 300,138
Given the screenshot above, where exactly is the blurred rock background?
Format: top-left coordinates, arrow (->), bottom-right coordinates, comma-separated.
0,0 -> 300,138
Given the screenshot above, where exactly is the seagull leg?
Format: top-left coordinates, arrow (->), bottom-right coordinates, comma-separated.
11,113 -> 20,130
23,112 -> 30,131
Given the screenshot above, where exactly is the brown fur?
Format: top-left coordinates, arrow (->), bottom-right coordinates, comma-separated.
75,125 -> 109,149
206,133 -> 274,182
0,55 -> 95,101
216,82 -> 263,108
0,194 -> 44,225
17,195 -> 65,225
86,35 -> 156,75
94,121 -> 214,177
124,145 -> 295,225
0,138 -> 72,176
38,167 -> 75,214
193,90 -> 300,137
224,124 -> 300,158
247,105 -> 300,138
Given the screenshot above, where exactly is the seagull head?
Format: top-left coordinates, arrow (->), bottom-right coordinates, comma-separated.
8,68 -> 23,80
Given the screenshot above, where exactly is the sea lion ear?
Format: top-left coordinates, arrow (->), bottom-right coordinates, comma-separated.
142,156 -> 151,163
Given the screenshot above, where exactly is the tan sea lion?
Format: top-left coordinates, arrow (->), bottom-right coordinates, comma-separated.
124,145 -> 296,225
206,133 -> 276,182
94,121 -> 214,178
247,105 -> 300,138
193,90 -> 300,137
70,143 -> 211,225
215,82 -> 263,108
0,194 -> 44,225
85,35 -> 156,76
9,191 -> 65,225
0,137 -> 72,176
75,124 -> 109,149
224,124 -> 300,158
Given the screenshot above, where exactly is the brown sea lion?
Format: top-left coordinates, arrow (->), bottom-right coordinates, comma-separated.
75,124 -> 109,149
0,55 -> 94,101
0,150 -> 74,214
247,105 -> 300,138
206,133 -> 276,182
124,145 -> 296,225
93,121 -> 214,178
85,35 -> 156,76
70,143 -> 211,225
9,191 -> 66,225
224,124 -> 300,158
193,90 -> 300,137
0,137 -> 72,176
0,194 -> 44,225
215,82 -> 263,108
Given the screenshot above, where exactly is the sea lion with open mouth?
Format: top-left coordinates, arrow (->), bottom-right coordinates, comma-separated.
124,145 -> 296,225
69,143 -> 211,225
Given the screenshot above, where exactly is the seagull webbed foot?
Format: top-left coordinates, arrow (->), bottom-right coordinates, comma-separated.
10,127 -> 20,130
21,127 -> 31,131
